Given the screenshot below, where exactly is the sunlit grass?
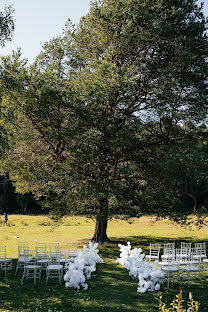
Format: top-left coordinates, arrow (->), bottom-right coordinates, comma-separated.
0,215 -> 208,312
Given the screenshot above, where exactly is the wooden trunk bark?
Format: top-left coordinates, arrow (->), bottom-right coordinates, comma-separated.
91,197 -> 111,243
91,219 -> 111,243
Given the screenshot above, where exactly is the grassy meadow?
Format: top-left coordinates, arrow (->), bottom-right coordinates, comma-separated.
0,215 -> 208,312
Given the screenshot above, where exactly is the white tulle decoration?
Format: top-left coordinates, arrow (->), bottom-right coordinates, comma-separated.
64,241 -> 103,290
116,242 -> 164,293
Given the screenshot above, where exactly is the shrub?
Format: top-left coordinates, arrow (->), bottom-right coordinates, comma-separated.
158,290 -> 200,312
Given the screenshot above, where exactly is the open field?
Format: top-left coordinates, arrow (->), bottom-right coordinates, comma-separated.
0,215 -> 208,312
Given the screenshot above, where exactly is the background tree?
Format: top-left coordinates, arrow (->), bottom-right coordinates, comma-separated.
0,3 -> 14,47
0,0 -> 207,242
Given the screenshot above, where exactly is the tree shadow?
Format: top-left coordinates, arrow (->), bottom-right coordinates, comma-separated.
1,235 -> 208,312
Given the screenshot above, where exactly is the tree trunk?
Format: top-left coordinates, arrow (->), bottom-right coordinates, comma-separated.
91,197 -> 111,243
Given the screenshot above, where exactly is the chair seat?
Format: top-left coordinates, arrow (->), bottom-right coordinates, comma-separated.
18,257 -> 32,263
162,266 -> 179,272
60,258 -> 70,264
159,261 -> 169,266
47,264 -> 63,270
177,261 -> 189,266
37,259 -> 48,264
146,255 -> 158,259
161,255 -> 174,259
25,265 -> 41,270
182,266 -> 200,272
0,258 -> 12,262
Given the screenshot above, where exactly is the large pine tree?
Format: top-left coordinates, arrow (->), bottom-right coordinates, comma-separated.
0,0 -> 207,242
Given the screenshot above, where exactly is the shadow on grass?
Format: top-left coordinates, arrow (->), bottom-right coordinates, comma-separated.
98,235 -> 202,259
0,261 -> 159,312
0,234 -> 208,312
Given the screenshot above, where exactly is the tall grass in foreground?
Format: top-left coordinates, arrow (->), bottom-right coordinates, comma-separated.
0,215 -> 208,312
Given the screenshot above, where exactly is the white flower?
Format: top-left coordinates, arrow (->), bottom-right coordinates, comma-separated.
64,241 -> 103,290
116,243 -> 164,293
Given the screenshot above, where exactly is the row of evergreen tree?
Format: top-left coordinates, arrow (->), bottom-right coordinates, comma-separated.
0,174 -> 42,214
1,172 -> 208,216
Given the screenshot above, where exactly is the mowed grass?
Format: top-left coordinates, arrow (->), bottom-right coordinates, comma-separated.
0,215 -> 208,312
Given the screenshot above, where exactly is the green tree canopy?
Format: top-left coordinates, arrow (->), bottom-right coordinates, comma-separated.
0,0 -> 207,242
0,3 -> 14,46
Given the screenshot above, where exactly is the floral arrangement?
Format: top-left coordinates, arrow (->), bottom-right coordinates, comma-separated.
159,290 -> 200,311
116,242 -> 164,293
64,241 -> 103,290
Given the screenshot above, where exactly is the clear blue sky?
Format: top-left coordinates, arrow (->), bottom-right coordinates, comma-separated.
1,0 -> 92,63
0,0 -> 208,64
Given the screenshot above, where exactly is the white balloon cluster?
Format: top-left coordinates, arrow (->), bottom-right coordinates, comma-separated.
116,242 -> 164,293
64,241 -> 103,290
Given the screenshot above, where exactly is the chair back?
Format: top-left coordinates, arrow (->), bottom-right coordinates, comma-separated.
176,248 -> 190,263
18,246 -> 30,258
67,243 -> 78,256
194,242 -> 206,258
0,246 -> 6,259
190,247 -> 201,262
49,252 -> 61,265
36,242 -> 47,248
181,242 -> 191,250
150,244 -> 160,257
59,247 -> 69,259
18,241 -> 29,247
163,248 -> 175,259
36,246 -> 47,258
49,243 -> 59,253
164,243 -> 175,250
194,242 -> 206,249
22,249 -> 36,265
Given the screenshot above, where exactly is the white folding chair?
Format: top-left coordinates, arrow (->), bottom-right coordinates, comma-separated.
161,245 -> 175,262
181,252 -> 202,288
36,242 -> 47,250
21,250 -> 42,285
161,256 -> 180,288
164,243 -> 175,249
175,248 -> 190,266
59,247 -> 71,266
36,246 -> 48,270
0,246 -> 12,277
18,241 -> 29,248
146,244 -> 160,262
49,243 -> 60,253
181,242 -> 191,251
46,252 -> 63,285
194,242 -> 206,260
14,246 -> 32,278
191,247 -> 202,262
67,243 -> 78,258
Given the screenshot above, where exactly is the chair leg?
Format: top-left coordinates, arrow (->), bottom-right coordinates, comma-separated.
59,270 -> 61,285
46,269 -> 49,284
167,272 -> 170,289
188,272 -> 190,288
34,269 -> 37,286
14,262 -> 20,279
21,270 -> 25,285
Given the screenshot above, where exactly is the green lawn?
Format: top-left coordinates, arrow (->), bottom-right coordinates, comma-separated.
0,215 -> 208,312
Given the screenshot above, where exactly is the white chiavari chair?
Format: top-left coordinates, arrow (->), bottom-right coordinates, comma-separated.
14,245 -> 31,278
46,251 -> 63,285
67,243 -> 78,258
21,249 -> 41,285
146,244 -> 160,262
161,255 -> 180,288
181,251 -> 202,288
0,246 -> 12,277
